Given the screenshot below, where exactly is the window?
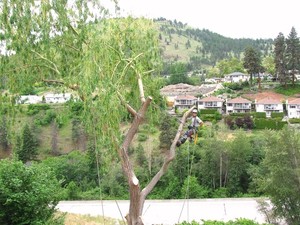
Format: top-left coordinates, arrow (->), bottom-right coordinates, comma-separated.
228,103 -> 232,106
290,105 -> 296,109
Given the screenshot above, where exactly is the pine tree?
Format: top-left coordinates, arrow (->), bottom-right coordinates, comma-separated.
286,27 -> 300,86
0,116 -> 9,151
274,33 -> 288,87
16,124 -> 38,163
243,47 -> 262,87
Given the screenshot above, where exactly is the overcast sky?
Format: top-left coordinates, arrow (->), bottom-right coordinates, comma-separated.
112,0 -> 300,39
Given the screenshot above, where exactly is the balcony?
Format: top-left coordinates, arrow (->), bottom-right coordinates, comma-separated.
264,105 -> 278,111
233,104 -> 251,109
204,102 -> 218,107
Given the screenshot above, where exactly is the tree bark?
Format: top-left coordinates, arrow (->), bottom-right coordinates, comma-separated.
119,97 -> 195,225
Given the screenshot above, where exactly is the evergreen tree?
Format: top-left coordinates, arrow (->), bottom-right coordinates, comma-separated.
168,62 -> 190,84
286,27 -> 300,86
0,116 -> 9,151
16,124 -> 38,163
243,47 -> 262,87
51,121 -> 59,156
257,128 -> 300,224
274,32 -> 288,86
159,113 -> 177,152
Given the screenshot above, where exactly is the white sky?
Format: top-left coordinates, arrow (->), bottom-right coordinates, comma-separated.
113,0 -> 300,39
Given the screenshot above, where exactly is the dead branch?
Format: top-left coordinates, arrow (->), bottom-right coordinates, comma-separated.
141,106 -> 196,199
138,74 -> 146,103
117,91 -> 137,116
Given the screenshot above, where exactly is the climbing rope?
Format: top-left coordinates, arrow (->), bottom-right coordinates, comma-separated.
177,139 -> 197,223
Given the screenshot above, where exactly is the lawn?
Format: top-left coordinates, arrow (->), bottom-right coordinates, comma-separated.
274,83 -> 300,96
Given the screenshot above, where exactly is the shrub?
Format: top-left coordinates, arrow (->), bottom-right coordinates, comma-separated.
27,104 -> 50,115
289,118 -> 300,123
200,109 -> 218,114
230,112 -> 251,117
224,115 -> 254,130
137,133 -> 148,142
271,112 -> 284,118
254,112 -> 266,118
0,159 -> 64,225
254,118 -> 287,130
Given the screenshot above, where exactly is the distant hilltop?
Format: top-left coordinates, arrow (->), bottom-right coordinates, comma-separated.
154,18 -> 273,67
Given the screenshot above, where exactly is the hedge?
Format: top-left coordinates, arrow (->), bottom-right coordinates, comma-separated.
200,109 -> 218,114
271,112 -> 284,118
201,112 -> 222,122
254,118 -> 287,130
253,112 -> 266,118
230,112 -> 251,117
27,104 -> 50,115
289,118 -> 300,124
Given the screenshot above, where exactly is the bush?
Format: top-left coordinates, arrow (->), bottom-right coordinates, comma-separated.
200,109 -> 218,114
69,101 -> 83,116
27,104 -> 50,115
254,112 -> 266,118
289,118 -> 300,123
254,118 -> 287,130
224,115 -> 254,130
137,133 -> 148,142
35,110 -> 57,126
230,112 -> 251,117
270,112 -> 284,118
0,159 -> 64,225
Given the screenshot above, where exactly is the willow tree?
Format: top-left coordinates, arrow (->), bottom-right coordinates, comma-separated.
0,1 -> 193,224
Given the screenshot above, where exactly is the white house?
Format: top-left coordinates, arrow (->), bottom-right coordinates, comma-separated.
198,96 -> 224,113
174,95 -> 197,112
44,93 -> 72,104
226,97 -> 252,114
224,72 -> 249,83
16,95 -> 42,104
255,98 -> 283,117
286,98 -> 300,118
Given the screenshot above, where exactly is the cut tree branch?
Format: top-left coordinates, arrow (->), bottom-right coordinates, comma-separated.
141,105 -> 196,199
117,91 -> 137,116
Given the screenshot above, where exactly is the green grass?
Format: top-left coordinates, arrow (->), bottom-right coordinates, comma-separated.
274,83 -> 300,96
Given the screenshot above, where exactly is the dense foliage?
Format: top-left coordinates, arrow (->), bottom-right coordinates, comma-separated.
0,159 -> 63,225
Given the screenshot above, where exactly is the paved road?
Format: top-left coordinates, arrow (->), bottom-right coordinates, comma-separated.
57,198 -> 268,224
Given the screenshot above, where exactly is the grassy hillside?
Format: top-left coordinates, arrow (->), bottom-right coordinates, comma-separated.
155,18 -> 273,68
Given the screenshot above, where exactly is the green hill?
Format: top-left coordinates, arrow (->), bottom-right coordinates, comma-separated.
155,18 -> 273,69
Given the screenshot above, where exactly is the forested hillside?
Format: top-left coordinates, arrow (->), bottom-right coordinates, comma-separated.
155,18 -> 273,70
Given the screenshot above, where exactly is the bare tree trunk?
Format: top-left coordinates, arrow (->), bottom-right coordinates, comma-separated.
118,78 -> 195,224
220,153 -> 222,188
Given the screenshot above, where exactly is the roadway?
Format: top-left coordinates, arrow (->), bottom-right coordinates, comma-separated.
57,198 -> 268,224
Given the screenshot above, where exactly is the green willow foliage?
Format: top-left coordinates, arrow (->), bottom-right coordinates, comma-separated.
1,0 -> 163,156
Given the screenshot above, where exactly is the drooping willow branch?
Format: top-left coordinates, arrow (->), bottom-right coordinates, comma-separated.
30,50 -> 61,75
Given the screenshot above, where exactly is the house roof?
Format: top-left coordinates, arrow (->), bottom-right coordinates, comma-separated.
288,98 -> 300,104
226,72 -> 248,77
175,95 -> 197,100
256,97 -> 282,104
227,97 -> 252,104
199,96 -> 224,102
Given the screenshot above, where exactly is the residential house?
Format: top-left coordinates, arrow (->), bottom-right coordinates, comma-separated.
174,95 -> 197,112
224,72 -> 249,83
226,97 -> 252,114
44,93 -> 72,104
198,96 -> 224,113
255,98 -> 283,117
286,98 -> 300,118
16,95 -> 42,104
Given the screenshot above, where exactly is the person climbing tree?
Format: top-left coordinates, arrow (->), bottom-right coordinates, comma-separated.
176,109 -> 203,147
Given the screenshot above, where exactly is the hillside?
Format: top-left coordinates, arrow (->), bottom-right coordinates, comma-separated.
155,18 -> 273,70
